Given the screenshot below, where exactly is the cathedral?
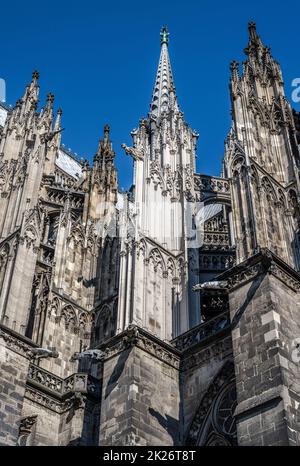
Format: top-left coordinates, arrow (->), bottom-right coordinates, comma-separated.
0,22 -> 300,446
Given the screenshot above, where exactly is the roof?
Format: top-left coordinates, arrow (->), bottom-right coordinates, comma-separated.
201,203 -> 223,222
55,148 -> 83,179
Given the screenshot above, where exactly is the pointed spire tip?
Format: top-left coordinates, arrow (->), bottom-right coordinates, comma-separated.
46,92 -> 54,104
160,26 -> 169,46
248,21 -> 259,41
150,25 -> 180,117
32,70 -> 39,81
248,21 -> 256,30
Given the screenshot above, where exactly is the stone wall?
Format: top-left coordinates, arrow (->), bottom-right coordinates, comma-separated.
225,252 -> 300,445
20,396 -> 60,445
37,293 -> 92,379
0,328 -> 33,445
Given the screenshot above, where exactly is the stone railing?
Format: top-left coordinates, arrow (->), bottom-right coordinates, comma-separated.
203,232 -> 230,248
194,175 -> 230,194
46,187 -> 84,208
27,364 -> 63,394
171,311 -> 230,352
199,252 -> 236,271
63,373 -> 88,395
27,364 -> 100,398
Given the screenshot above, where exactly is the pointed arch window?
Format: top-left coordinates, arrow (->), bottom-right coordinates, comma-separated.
186,362 -> 237,446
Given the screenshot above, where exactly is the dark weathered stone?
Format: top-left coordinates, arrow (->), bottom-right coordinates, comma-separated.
0,23 -> 300,448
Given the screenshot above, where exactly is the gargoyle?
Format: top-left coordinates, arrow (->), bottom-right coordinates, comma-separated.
121,143 -> 144,161
41,127 -> 65,144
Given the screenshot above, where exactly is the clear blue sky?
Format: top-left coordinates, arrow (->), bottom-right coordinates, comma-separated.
1,0 -> 299,189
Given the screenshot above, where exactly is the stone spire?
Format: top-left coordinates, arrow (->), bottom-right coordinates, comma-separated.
230,22 -> 283,92
5,70 -> 40,126
54,108 -> 62,132
21,70 -> 40,113
245,21 -> 264,51
244,21 -> 274,69
149,26 -> 179,117
93,125 -> 118,195
84,124 -> 118,223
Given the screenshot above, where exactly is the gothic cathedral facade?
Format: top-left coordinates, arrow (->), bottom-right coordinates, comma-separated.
1,23 -> 300,446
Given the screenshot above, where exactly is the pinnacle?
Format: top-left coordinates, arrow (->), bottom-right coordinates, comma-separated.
32,70 -> 39,81
46,93 -> 55,104
104,124 -> 110,138
150,27 -> 179,117
248,21 -> 256,31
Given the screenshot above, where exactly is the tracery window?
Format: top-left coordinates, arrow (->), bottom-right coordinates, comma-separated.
196,381 -> 237,446
186,362 -> 237,446
212,381 -> 237,440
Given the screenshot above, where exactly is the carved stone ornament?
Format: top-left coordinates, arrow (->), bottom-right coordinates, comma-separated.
0,327 -> 36,359
121,143 -> 144,161
98,324 -> 180,369
17,415 -> 37,446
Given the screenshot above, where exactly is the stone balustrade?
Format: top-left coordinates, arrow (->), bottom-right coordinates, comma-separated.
171,310 -> 230,351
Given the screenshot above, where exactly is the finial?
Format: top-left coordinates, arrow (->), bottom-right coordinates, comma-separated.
103,124 -> 110,144
160,26 -> 169,46
46,93 -> 55,104
54,108 -> 62,130
230,60 -> 239,81
15,99 -> 22,109
32,70 -> 40,81
248,21 -> 258,41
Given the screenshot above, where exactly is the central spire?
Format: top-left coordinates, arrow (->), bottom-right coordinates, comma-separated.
150,26 -> 179,117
